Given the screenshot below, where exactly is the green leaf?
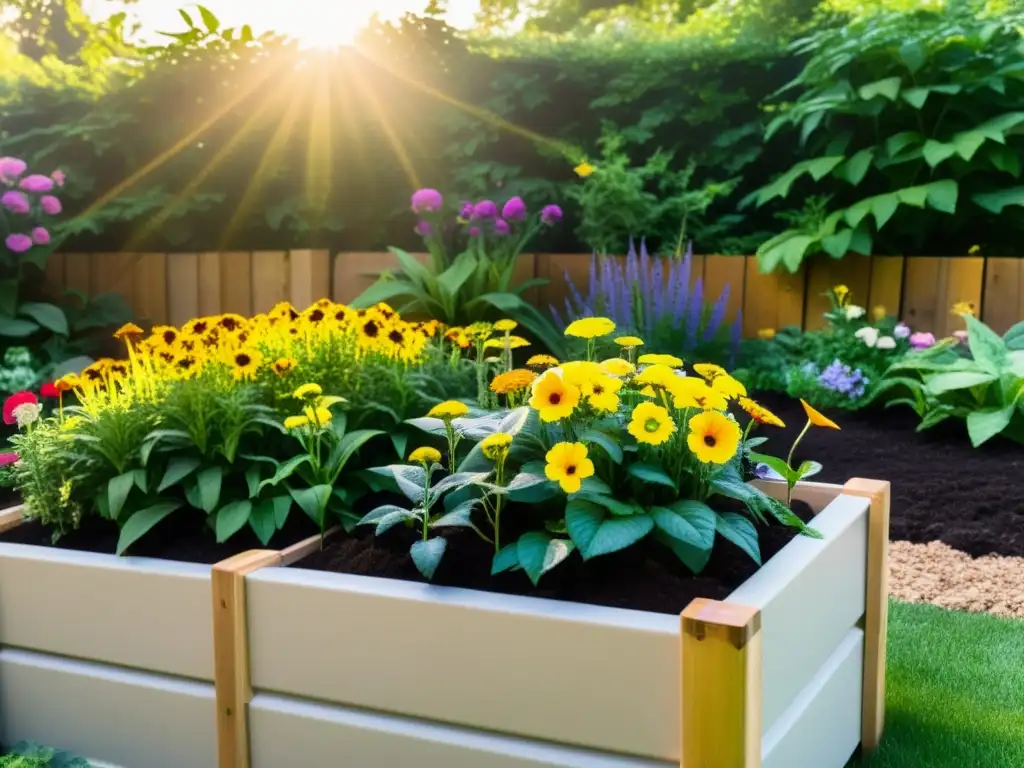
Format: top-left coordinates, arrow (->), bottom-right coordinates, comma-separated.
196,466 -> 223,514
565,498 -> 603,553
835,149 -> 873,185
258,454 -> 311,493
967,407 -> 1014,447
822,228 -> 852,258
654,529 -> 712,574
431,498 -> 481,530
0,317 -> 40,337
972,188 -> 1024,215
885,131 -> 923,157
506,472 -> 557,503
988,146 -> 1022,177
808,155 -> 845,180
922,140 -> 956,168
925,180 -> 958,214
964,314 -> 1008,376
747,451 -> 797,483
627,462 -> 677,491
245,465 -> 261,498
926,371 -> 997,395
579,429 -> 623,463
178,8 -> 194,27
896,186 -> 928,208
796,460 -> 823,480
757,233 -> 815,274
435,252 -> 478,302
250,499 -> 278,545
330,429 -> 386,475
517,532 -> 575,586
157,457 -> 201,493
871,194 -> 899,229
390,431 -> 408,460
898,41 -> 927,73
376,509 -> 419,535
349,278 -> 416,310
18,302 -> 68,336
115,502 -> 181,555
900,88 -> 929,109
107,472 -> 136,521
716,513 -> 761,565
953,131 -> 986,162
197,5 -> 220,32
215,501 -> 252,543
410,537 -> 447,580
1003,321 -> 1024,351
291,484 -> 333,527
858,76 -> 901,101
651,500 -> 716,549
492,542 -> 522,575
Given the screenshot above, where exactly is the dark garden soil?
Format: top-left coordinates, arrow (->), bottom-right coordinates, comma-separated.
0,508 -> 321,565
755,393 -> 1024,559
295,498 -> 815,616
0,489 -> 21,511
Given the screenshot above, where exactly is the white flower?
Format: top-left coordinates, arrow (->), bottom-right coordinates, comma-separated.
893,322 -> 911,339
855,326 -> 879,347
875,336 -> 897,350
12,402 -> 42,428
845,305 -> 866,320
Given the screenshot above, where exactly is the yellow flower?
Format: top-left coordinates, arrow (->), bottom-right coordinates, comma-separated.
491,369 -> 537,394
669,377 -> 728,410
627,402 -> 676,446
409,446 -> 442,465
428,400 -> 470,420
582,375 -> 622,412
574,162 -> 596,178
833,284 -> 850,305
226,348 -> 262,380
757,328 -> 776,340
494,319 -> 518,332
687,411 -> 741,464
446,328 -> 471,349
484,336 -> 530,350
737,397 -> 785,428
527,354 -> 559,370
292,383 -> 323,400
151,325 -> 179,347
968,245 -> 981,255
614,336 -> 644,348
951,301 -> 975,317
637,353 -> 683,367
303,406 -> 333,427
801,399 -> 841,430
172,353 -> 202,379
284,415 -> 310,430
693,363 -> 726,381
872,305 -> 887,321
465,322 -> 494,339
560,360 -> 603,388
481,432 -> 513,460
54,374 -> 79,393
273,357 -> 298,376
564,317 -> 616,339
529,371 -> 580,422
183,317 -> 214,337
544,442 -> 595,494
600,358 -> 634,376
635,364 -> 678,391
710,374 -> 747,400
113,322 -> 144,341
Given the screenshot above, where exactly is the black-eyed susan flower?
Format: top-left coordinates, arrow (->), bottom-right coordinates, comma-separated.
529,371 -> 580,422
687,411 -> 741,464
951,300 -> 975,317
226,348 -> 262,380
637,353 -> 683,367
737,397 -> 785,428
627,402 -> 676,446
409,446 -> 442,465
564,317 -> 615,339
272,357 -> 297,376
217,313 -> 248,333
151,325 -> 179,347
544,441 -> 594,494
582,374 -> 622,413
428,400 -> 470,420
183,317 -> 212,337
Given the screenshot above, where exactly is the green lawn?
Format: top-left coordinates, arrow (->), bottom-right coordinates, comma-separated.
855,601 -> 1024,767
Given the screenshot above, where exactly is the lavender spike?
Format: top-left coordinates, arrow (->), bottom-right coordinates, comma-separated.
601,256 -> 617,326
617,257 -> 631,331
650,256 -> 664,337
550,304 -> 564,328
703,284 -> 730,343
686,276 -> 704,349
640,239 -> 652,335
588,252 -> 598,310
730,310 -> 743,370
566,267 -> 587,316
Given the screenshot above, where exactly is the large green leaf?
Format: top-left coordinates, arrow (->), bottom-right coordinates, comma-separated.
581,514 -> 654,560
579,429 -> 623,464
116,502 -> 182,555
716,513 -> 761,565
858,76 -> 901,101
1003,321 -> 1024,351
329,429 -> 386,476
257,454 -> 311,493
964,314 -> 1008,376
926,370 -> 997,395
757,233 -> 815,274
651,500 -> 715,550
506,472 -> 557,503
925,180 -> 958,214
249,499 -> 278,545
215,500 -> 252,543
107,472 -> 136,521
291,484 -> 334,527
196,466 -> 223,514
898,41 -> 927,74
349,278 -> 416,310
410,537 -> 447,580
18,302 -> 68,336
922,140 -> 956,168
516,532 -> 574,586
158,457 -> 201,493
628,462 -> 677,491
0,317 -> 40,337
835,149 -> 873,185
435,252 -> 477,304
967,406 -> 1015,447
972,188 -> 1024,214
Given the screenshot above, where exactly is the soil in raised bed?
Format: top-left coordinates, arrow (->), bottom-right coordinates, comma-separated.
0,507 -> 321,565
294,497 -> 815,616
753,392 -> 1024,559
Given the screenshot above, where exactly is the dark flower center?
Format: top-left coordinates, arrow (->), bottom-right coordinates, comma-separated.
235,354 -> 251,367
162,330 -> 177,345
566,465 -> 576,475
549,393 -> 561,405
307,310 -> 324,323
220,317 -> 241,331
364,321 -> 379,337
192,321 -> 208,334
593,384 -> 604,395
704,435 -> 716,447
389,330 -> 404,344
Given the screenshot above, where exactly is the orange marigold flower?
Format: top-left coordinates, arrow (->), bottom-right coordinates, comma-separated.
737,396 -> 785,428
113,322 -> 143,341
490,368 -> 537,394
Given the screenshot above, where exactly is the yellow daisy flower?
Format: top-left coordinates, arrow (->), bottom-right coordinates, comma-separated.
614,336 -> 644,348
409,446 -> 442,465
494,319 -> 518,332
272,357 -> 298,376
526,354 -> 559,370
693,363 -> 727,381
582,375 -> 622,412
284,415 -> 309,430
627,402 -> 676,446
481,432 -> 513,460
225,348 -> 262,380
737,397 -> 785,428
710,373 -> 747,399
670,377 -> 728,411
564,317 -> 616,339
801,399 -> 841,430
560,360 -> 604,388
544,442 -> 595,494
600,358 -> 635,377
292,383 -> 323,400
529,371 -> 580,422
687,411 -> 741,464
637,353 -> 683,367
428,400 -> 470,420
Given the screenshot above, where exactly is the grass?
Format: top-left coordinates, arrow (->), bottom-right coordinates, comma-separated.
855,600 -> 1024,767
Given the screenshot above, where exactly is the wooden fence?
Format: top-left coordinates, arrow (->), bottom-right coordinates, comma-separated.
43,250 -> 1022,338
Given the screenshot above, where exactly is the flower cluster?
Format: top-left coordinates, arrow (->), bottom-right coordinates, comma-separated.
1,156 -> 64,254
817,360 -> 868,400
409,187 -> 562,241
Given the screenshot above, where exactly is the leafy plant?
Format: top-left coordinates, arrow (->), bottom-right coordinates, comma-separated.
0,741 -> 92,768
748,3 -> 1024,271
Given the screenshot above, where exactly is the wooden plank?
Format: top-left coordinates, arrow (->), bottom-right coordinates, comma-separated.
539,253 -> 592,316
866,256 -> 904,320
900,257 -> 941,335
167,253 -> 200,327
219,252 -> 253,317
982,258 -> 1024,335
251,251 -> 289,314
90,252 -> 136,306
62,253 -> 91,298
742,257 -> 805,338
198,252 -> 223,317
803,255 -> 872,330
332,251 -> 427,306
511,252 -> 538,306
288,249 -> 331,311
681,598 -> 762,768
842,478 -> 891,753
0,505 -> 24,534
277,529 -> 339,568
42,252 -> 65,299
938,257 -> 984,338
212,549 -> 283,768
703,256 -> 746,326
133,253 -> 168,326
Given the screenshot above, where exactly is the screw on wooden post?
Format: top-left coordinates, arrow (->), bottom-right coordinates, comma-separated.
211,549 -> 282,768
843,477 -> 891,753
680,598 -> 763,768
0,505 -> 24,535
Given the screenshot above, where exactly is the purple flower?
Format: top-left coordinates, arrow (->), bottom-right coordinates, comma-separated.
472,200 -> 498,220
1,190 -> 29,214
459,200 -> 474,219
0,157 -> 27,185
540,204 -> 562,225
501,196 -> 526,221
410,188 -> 443,214
5,233 -> 32,253
817,359 -> 868,399
493,219 -> 510,236
414,220 -> 432,236
31,227 -> 49,245
19,174 -> 54,194
909,332 -> 936,349
468,226 -> 482,237
893,322 -> 911,340
40,195 -> 61,215
51,169 -> 65,187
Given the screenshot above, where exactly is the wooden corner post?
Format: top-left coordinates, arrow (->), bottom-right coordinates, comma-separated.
211,549 -> 282,768
0,505 -> 24,534
842,478 -> 890,753
681,598 -> 763,768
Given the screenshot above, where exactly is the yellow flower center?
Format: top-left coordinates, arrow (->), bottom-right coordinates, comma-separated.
644,418 -> 660,433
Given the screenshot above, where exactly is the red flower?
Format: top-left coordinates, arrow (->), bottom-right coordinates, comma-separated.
40,382 -> 59,398
3,391 -> 38,425
0,452 -> 17,467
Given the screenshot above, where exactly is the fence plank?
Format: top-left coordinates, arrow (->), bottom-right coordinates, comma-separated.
167,253 -> 199,327
900,257 -> 941,335
703,256 -> 746,326
982,257 -> 1024,334
939,257 -> 984,338
63,253 -> 91,297
867,256 -> 904,319
90,253 -> 136,303
197,252 -> 223,317
218,252 -> 253,317
803,255 -> 872,330
42,252 -> 65,300
133,253 -> 168,326
288,249 -> 331,310
332,251 -> 426,306
742,257 -> 805,337
539,253 -> 592,315
251,251 -> 289,314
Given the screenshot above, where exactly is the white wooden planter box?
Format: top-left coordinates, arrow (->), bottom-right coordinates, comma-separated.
230,478 -> 890,768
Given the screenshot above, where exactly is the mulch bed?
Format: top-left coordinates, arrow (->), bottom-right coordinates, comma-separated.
755,393 -> 1024,559
0,508 -> 320,565
296,498 -> 815,616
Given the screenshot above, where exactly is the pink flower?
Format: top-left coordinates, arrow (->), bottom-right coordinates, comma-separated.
501,196 -> 526,221
468,226 -> 482,237
5,233 -> 32,253
40,195 -> 62,215
0,452 -> 18,467
31,227 -> 50,245
3,391 -> 38,425
18,174 -> 54,194
953,330 -> 968,344
1,190 -> 29,214
540,204 -> 563,225
472,200 -> 498,220
459,200 -> 474,219
414,220 -> 432,236
40,382 -> 59,398
909,332 -> 936,349
410,188 -> 443,214
51,169 -> 66,187
493,219 -> 510,236
0,157 -> 27,185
